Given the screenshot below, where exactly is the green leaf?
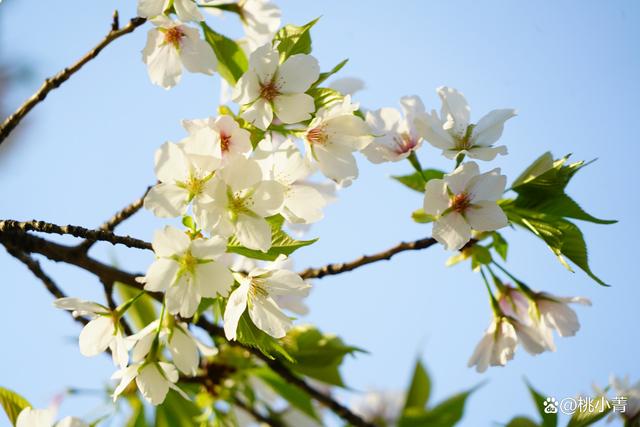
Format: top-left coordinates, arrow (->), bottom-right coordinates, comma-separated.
201,22 -> 248,85
511,152 -> 555,188
506,416 -> 540,427
154,389 -> 200,427
0,387 -> 31,426
313,59 -> 348,88
251,367 -> 319,421
404,359 -> 431,410
227,217 -> 317,261
511,154 -> 615,225
307,87 -> 344,110
411,208 -> 436,224
470,245 -> 492,271
273,18 -> 319,60
526,382 -> 557,427
281,325 -> 363,387
126,396 -> 148,427
399,387 -> 478,427
503,205 -> 608,286
236,312 -> 294,362
116,282 -> 158,330
392,169 -> 445,193
492,232 -> 508,261
566,397 -> 612,427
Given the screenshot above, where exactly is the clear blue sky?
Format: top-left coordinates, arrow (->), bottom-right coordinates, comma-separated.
1,1 -> 638,426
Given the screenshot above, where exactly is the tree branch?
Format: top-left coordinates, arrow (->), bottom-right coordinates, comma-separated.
0,219 -> 152,250
299,237 -> 438,279
0,16 -> 146,144
75,185 -> 152,252
232,396 -> 285,427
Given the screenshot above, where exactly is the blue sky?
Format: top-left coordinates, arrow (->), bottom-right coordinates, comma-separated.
0,0 -> 638,426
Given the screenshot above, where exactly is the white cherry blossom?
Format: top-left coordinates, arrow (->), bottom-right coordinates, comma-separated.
112,360 -> 188,405
197,156 -> 285,252
415,86 -> 516,161
256,138 -> 327,224
181,115 -> 253,163
224,267 -> 311,339
142,226 -> 234,318
138,0 -> 204,22
144,133 -> 221,218
16,408 -> 88,427
363,95 -> 425,163
232,44 -> 319,130
534,292 -> 592,337
142,17 -> 217,89
53,298 -> 129,368
423,161 -> 508,251
238,0 -> 281,52
304,96 -> 372,186
468,316 -> 517,373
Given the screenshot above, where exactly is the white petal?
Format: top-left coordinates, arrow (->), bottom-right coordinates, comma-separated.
277,54 -> 320,93
112,364 -> 140,401
249,295 -> 292,339
241,98 -> 273,130
53,297 -> 106,316
232,71 -> 261,105
235,214 -> 272,252
144,183 -> 189,218
465,201 -> 508,231
249,44 -> 279,82
467,330 -> 494,373
191,236 -> 227,260
540,300 -> 581,337
143,35 -> 183,89
144,258 -> 179,292
79,316 -> 115,357
263,269 -> 309,295
437,86 -> 470,133
55,416 -> 89,427
423,179 -> 448,216
221,156 -> 262,191
470,109 -> 516,147
109,331 -> 130,369
468,168 -> 506,202
414,110 -> 455,150
180,33 -> 217,74
137,363 -> 170,405
16,408 -> 55,427
195,261 -> 234,297
154,142 -> 190,184
400,95 -> 426,124
168,326 -> 200,376
282,184 -> 325,224
174,0 -> 204,22
223,283 -> 250,340
466,145 -> 507,161
325,115 -> 372,151
444,161 -> 480,195
166,276 -> 201,318
273,93 -> 316,124
137,0 -> 165,18
432,212 -> 471,251
152,226 -> 190,257
313,142 -> 358,186
250,180 -> 285,217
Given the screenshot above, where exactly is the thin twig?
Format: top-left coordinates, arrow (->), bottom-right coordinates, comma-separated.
299,237 -> 438,279
75,185 -> 152,253
0,16 -> 146,144
0,219 -> 152,250
232,396 -> 285,427
3,244 -> 89,326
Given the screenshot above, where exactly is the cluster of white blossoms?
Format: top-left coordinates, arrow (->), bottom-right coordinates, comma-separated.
468,285 -> 591,373
42,0 -> 604,418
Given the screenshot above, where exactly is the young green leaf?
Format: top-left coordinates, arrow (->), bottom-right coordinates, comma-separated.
403,359 -> 431,410
398,386 -> 479,427
308,87 -> 343,110
526,381 -> 557,427
236,312 -> 294,362
227,228 -> 317,261
505,416 -> 540,427
281,325 -> 363,387
492,232 -> 508,261
273,18 -> 320,60
391,169 -> 445,193
251,367 -> 320,421
0,387 -> 30,426
313,58 -> 348,88
566,398 -> 612,427
503,205 -> 608,286
201,22 -> 248,85
154,387 -> 200,427
411,208 -> 436,224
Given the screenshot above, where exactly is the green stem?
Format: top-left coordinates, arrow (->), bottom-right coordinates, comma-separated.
491,261 -> 535,297
407,151 -> 427,181
480,268 -> 502,317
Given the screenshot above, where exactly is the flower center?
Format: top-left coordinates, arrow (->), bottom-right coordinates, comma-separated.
450,192 -> 472,214
393,133 -> 418,154
183,175 -> 206,201
163,27 -> 185,49
306,125 -> 328,145
249,279 -> 269,299
259,80 -> 280,102
220,132 -> 232,153
453,124 -> 475,150
227,188 -> 254,220
178,250 -> 198,276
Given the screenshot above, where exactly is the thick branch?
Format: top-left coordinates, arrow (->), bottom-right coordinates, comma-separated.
0,219 -> 152,250
75,185 -> 152,252
0,16 -> 146,144
299,237 -> 438,279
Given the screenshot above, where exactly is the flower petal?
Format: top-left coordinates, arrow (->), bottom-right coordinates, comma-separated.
432,212 -> 471,251
223,283 -> 250,340
79,316 -> 114,357
277,54 -> 320,93
465,201 -> 508,231
273,93 -> 315,124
